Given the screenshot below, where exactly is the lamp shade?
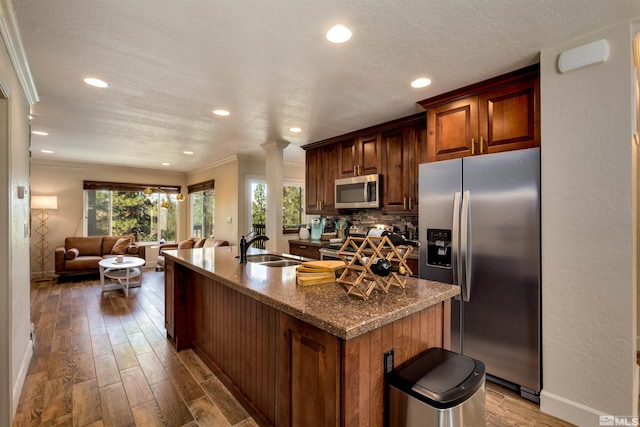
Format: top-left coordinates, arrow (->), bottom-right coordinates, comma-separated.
31,195 -> 58,210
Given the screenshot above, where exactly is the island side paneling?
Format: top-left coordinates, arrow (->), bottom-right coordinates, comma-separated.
340,302 -> 448,427
174,263 -> 279,426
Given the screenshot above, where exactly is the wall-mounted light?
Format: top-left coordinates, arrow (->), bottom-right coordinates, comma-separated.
558,39 -> 609,74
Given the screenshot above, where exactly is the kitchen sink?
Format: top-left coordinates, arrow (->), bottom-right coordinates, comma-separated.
259,259 -> 302,267
245,254 -> 302,267
245,254 -> 288,263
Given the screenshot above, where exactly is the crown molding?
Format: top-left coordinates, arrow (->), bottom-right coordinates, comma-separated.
0,0 -> 38,105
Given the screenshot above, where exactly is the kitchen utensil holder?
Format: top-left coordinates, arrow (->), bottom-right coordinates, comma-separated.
336,235 -> 413,300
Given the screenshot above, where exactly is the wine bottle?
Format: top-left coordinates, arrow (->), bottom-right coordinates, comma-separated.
368,258 -> 406,276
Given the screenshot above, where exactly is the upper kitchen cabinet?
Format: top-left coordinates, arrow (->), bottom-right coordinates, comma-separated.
337,134 -> 381,178
381,120 -> 426,214
306,144 -> 338,215
420,64 -> 540,162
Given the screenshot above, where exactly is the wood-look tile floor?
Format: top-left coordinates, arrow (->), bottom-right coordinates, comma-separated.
14,269 -> 574,427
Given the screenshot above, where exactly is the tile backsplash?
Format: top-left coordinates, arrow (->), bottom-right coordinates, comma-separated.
307,210 -> 418,240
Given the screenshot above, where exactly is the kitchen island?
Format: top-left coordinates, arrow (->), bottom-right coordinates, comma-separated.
163,245 -> 459,427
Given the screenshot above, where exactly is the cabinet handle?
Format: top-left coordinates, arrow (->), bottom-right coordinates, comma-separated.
403,197 -> 407,210
299,245 -> 307,249
480,137 -> 484,154
471,137 -> 475,155
354,165 -> 357,175
358,165 -> 361,175
408,197 -> 413,210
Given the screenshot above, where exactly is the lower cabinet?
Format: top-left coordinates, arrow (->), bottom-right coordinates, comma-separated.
277,314 -> 341,426
288,240 -> 321,259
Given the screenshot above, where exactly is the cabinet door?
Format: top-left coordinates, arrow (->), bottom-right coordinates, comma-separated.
277,314 -> 340,426
382,124 -> 421,214
337,135 -> 379,177
307,145 -> 338,214
319,144 -> 337,213
288,242 -> 321,259
337,139 -> 357,178
479,75 -> 540,154
357,133 -> 381,176
164,260 -> 174,338
426,96 -> 479,162
305,148 -> 322,214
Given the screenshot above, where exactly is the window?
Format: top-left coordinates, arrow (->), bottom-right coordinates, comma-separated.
282,184 -> 304,230
249,180 -> 304,234
188,180 -> 215,238
84,181 -> 179,243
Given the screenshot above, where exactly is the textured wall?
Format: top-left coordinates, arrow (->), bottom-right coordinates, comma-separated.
0,29 -> 32,423
540,22 -> 636,424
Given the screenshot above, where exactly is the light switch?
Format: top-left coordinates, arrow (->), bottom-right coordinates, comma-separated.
226,217 -> 232,224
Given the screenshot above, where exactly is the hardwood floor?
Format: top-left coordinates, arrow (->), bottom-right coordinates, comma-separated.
14,269 -> 574,426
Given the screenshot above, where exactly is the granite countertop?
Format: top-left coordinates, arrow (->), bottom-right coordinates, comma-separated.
163,246 -> 459,340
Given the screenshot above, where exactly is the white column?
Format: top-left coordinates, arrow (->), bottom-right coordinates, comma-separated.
261,140 -> 290,252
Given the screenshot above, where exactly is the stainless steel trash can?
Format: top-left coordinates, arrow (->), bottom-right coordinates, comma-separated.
388,348 -> 486,427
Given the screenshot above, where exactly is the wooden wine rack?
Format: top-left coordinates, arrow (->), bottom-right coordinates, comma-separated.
336,235 -> 413,300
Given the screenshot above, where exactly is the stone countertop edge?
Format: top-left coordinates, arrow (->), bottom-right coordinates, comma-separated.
163,246 -> 459,340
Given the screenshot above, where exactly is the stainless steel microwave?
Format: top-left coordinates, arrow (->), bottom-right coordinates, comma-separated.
335,174 -> 380,209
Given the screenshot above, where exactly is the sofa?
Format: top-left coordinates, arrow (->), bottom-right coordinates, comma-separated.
156,237 -> 229,271
55,235 -> 146,277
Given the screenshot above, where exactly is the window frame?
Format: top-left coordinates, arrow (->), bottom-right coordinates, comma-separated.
188,180 -> 215,239
82,180 -> 181,243
248,178 -> 305,235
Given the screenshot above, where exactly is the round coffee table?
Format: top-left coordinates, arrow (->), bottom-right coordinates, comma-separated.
99,256 -> 146,296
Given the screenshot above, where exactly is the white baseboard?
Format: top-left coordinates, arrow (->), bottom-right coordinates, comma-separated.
12,340 -> 33,418
540,390 -> 607,426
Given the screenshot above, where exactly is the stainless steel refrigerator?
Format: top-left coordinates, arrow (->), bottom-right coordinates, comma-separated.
418,147 -> 540,402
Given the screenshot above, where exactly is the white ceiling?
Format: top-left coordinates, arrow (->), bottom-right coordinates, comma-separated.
11,0 -> 640,172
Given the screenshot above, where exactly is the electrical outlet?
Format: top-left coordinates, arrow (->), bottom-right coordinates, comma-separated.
384,348 -> 394,374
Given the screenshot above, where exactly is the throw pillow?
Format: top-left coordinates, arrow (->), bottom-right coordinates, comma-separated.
111,238 -> 131,255
127,245 -> 139,255
65,248 -> 79,260
177,239 -> 193,250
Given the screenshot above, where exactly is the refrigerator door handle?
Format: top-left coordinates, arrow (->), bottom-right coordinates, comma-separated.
452,192 -> 461,287
460,190 -> 471,302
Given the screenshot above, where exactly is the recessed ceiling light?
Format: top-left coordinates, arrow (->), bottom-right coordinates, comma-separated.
411,77 -> 432,88
326,24 -> 352,43
32,131 -> 48,136
41,149 -> 54,154
183,151 -> 194,155
289,127 -> 302,133
213,109 -> 230,116
84,77 -> 109,88
162,163 -> 170,166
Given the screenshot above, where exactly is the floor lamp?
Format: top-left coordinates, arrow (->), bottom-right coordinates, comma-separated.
31,195 -> 58,281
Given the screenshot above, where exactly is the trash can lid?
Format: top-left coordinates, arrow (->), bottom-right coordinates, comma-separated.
388,348 -> 485,409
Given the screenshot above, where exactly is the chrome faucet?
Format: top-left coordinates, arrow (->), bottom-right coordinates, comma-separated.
239,232 -> 270,263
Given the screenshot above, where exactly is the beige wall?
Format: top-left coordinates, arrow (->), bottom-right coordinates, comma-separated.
0,26 -> 32,424
188,156 -> 242,245
29,159 -> 188,275
540,22 -> 637,424
188,155 -> 305,253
